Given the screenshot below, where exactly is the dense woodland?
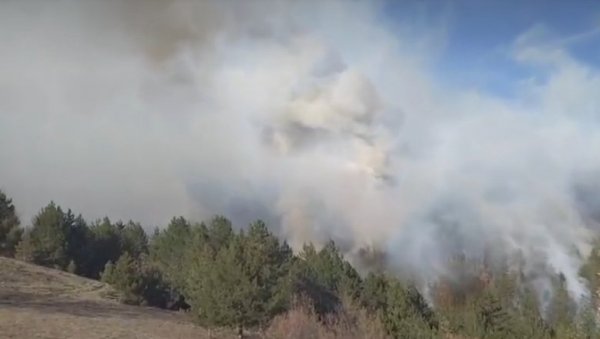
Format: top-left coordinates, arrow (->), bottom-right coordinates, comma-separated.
2,189 -> 600,338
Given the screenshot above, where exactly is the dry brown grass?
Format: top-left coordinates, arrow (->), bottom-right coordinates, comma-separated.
264,297 -> 390,339
0,257 -> 235,339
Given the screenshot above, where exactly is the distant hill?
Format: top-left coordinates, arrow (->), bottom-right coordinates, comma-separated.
0,257 -> 230,339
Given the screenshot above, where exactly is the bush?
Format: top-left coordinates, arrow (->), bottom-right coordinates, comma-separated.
101,252 -> 144,304
101,253 -> 170,307
265,296 -> 389,339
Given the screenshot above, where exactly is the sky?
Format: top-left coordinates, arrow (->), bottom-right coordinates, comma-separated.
384,0 -> 600,96
2,0 -> 600,300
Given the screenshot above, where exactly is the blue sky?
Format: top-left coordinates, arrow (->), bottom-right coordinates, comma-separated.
382,0 -> 600,97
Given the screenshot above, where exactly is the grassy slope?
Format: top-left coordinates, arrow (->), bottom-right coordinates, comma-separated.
0,257 -> 233,339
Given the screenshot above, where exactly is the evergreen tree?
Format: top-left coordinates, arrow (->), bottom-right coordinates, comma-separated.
361,272 -> 389,312
64,214 -> 92,275
297,241 -> 362,298
242,220 -> 294,323
102,252 -> 170,307
120,220 -> 148,259
86,217 -> 123,278
207,215 -> 234,254
102,252 -> 145,305
150,216 -> 193,291
0,190 -> 22,257
384,279 -> 437,338
186,220 -> 293,334
186,233 -> 250,329
291,241 -> 362,315
17,202 -> 71,269
9,202 -> 600,338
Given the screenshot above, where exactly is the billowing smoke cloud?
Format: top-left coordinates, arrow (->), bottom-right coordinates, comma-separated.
2,0 -> 600,301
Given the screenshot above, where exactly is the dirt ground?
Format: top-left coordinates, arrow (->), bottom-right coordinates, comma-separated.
0,257 -> 233,339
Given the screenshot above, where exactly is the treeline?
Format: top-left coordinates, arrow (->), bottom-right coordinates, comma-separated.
2,189 -> 600,338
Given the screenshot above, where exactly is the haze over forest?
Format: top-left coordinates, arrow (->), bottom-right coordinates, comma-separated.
2,0 -> 600,309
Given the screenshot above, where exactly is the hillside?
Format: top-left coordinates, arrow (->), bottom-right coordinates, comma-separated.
0,257 -> 229,339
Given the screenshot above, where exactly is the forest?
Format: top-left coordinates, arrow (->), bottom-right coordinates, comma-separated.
2,189 -> 600,339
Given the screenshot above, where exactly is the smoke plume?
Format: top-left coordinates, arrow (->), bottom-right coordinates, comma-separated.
2,0 -> 600,301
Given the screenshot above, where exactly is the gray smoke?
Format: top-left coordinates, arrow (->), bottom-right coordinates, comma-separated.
2,0 -> 600,301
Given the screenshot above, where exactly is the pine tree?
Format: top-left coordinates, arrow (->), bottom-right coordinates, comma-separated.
0,190 -> 22,257
101,252 -> 144,305
17,202 -> 70,269
291,241 -> 363,316
207,215 -> 234,254
186,233 -> 251,328
384,279 -> 436,338
242,220 -> 294,324
297,241 -> 362,297
120,220 -> 148,259
150,216 -> 193,291
86,217 -> 123,278
361,272 -> 389,312
65,214 -> 91,275
186,220 -> 293,334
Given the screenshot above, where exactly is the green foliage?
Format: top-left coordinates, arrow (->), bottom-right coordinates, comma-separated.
291,241 -> 362,316
207,215 -> 234,254
14,201 -> 151,280
0,190 -> 22,257
8,196 -> 600,338
120,221 -> 148,259
82,217 -> 149,278
378,279 -> 438,338
186,234 -> 251,327
17,202 -> 73,269
101,252 -> 170,306
102,252 -> 145,305
360,273 -> 438,338
85,217 -> 124,278
150,216 -> 193,291
138,263 -> 172,309
64,214 -> 91,275
361,272 -> 389,312
307,241 -> 361,295
185,219 -> 293,332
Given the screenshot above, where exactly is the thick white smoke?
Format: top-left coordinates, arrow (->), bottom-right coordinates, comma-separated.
2,0 -> 600,301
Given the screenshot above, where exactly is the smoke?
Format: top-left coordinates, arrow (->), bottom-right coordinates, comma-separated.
2,0 -> 600,301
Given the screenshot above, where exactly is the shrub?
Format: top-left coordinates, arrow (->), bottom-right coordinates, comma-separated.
101,253 -> 170,307
265,296 -> 389,339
